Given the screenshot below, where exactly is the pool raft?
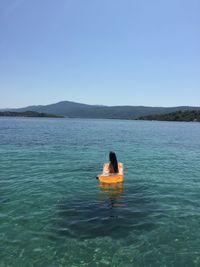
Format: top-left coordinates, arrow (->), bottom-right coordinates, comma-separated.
97,163 -> 124,183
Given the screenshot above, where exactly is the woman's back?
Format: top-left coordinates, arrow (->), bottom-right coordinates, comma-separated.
109,163 -> 116,173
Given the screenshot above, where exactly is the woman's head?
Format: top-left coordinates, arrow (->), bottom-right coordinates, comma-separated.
109,151 -> 118,163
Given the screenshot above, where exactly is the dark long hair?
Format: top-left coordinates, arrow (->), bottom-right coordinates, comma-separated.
109,151 -> 119,173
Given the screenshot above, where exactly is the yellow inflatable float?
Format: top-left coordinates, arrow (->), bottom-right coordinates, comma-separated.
97,163 -> 124,183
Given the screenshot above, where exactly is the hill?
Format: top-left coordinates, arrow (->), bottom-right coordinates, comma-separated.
2,101 -> 200,119
138,110 -> 200,122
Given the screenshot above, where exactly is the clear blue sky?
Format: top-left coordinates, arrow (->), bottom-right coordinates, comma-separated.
0,0 -> 200,108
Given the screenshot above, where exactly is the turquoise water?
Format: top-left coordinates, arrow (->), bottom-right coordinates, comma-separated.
0,117 -> 200,267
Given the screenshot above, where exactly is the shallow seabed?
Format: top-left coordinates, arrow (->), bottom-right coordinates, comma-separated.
0,118 -> 200,267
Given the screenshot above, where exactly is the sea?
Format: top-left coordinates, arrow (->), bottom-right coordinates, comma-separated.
0,117 -> 200,267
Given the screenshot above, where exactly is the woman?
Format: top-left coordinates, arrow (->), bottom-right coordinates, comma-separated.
109,151 -> 119,173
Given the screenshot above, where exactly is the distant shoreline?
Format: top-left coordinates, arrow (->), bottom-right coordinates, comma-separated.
0,111 -> 64,118
138,110 -> 200,122
1,110 -> 200,122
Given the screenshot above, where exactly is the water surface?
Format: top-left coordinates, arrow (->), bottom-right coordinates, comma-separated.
0,117 -> 200,266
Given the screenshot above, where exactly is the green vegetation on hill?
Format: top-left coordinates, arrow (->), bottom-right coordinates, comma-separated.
0,111 -> 64,118
138,110 -> 200,122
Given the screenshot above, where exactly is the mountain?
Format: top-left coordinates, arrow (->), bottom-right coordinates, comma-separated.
3,101 -> 200,119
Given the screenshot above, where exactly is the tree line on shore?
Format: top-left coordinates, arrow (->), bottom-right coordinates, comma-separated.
138,110 -> 200,122
1,109 -> 200,122
0,111 -> 63,118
